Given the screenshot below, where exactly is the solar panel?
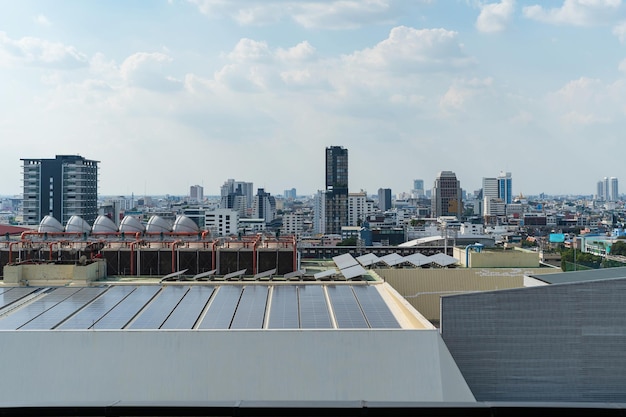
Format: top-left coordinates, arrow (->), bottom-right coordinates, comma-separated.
379,253 -> 406,267
224,269 -> 247,280
333,253 -> 359,270
314,269 -> 337,280
356,253 -> 380,267
92,286 -> 160,329
352,285 -> 400,328
327,285 -> 368,329
0,287 -> 81,330
0,287 -> 40,310
58,286 -> 136,329
160,269 -> 188,282
20,287 -> 107,330
405,253 -> 429,267
198,286 -> 242,329
284,269 -> 305,279
298,286 -> 332,329
230,286 -> 268,329
428,253 -> 458,267
160,286 -> 214,329
341,264 -> 368,280
193,269 -> 217,280
128,286 -> 190,329
253,269 -> 276,280
267,286 -> 299,329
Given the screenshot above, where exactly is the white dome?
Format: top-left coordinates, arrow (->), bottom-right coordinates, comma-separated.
38,216 -> 64,233
119,216 -> 145,233
146,216 -> 171,233
65,216 -> 91,233
92,215 -> 118,233
173,215 -> 199,233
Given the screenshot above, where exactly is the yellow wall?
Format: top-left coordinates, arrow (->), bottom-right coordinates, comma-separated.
376,267 -> 559,323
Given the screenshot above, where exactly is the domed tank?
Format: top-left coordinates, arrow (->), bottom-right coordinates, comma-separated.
92,215 -> 118,233
65,215 -> 91,233
119,216 -> 145,234
146,215 -> 171,234
38,216 -> 64,233
172,215 -> 199,233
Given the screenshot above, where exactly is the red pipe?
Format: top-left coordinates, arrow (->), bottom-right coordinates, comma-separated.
8,241 -> 19,264
212,240 -> 218,271
129,239 -> 143,276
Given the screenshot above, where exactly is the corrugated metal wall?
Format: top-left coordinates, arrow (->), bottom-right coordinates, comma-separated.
441,278 -> 626,402
376,268 -> 556,322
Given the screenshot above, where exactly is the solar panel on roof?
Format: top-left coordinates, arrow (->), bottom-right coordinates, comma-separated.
20,287 -> 107,330
193,269 -> 217,280
128,286 -> 190,329
223,269 -> 247,280
253,269 -> 276,280
341,264 -> 368,280
428,253 -> 458,266
161,286 -> 214,329
198,286 -> 242,329
298,286 -> 332,329
230,286 -> 268,329
268,286 -> 299,329
380,253 -> 406,267
356,253 -> 380,267
333,253 -> 359,270
327,285 -> 368,329
283,269 -> 305,279
0,287 -> 40,311
0,287 -> 81,330
58,286 -> 136,330
352,285 -> 400,328
314,269 -> 337,280
405,253 -> 429,267
92,286 -> 160,329
160,269 -> 188,282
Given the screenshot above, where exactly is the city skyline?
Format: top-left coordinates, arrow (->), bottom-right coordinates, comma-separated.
1,1 -> 626,196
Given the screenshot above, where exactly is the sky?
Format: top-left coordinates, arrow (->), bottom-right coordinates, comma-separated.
1,0 -> 625,198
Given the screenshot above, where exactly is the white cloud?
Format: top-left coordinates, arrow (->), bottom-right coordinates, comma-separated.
476,0 -> 515,33
344,26 -> 473,72
523,0 -> 622,26
619,58 -> 626,72
227,38 -> 272,62
613,21 -> 626,41
119,52 -> 182,91
0,31 -> 87,68
34,14 -> 52,27
188,0 -> 408,29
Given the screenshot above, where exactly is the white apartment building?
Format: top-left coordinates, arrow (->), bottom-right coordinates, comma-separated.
282,212 -> 304,236
348,192 -> 375,226
205,209 -> 239,237
313,191 -> 326,235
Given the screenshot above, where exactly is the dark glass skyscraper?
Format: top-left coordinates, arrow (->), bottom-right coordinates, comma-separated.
325,146 -> 348,235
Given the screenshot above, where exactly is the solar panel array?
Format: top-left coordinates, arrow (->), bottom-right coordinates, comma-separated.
0,283 -> 400,330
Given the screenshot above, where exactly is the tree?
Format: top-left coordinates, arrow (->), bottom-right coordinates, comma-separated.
610,240 -> 626,256
337,237 -> 357,246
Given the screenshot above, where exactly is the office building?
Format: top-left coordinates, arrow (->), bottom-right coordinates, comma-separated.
413,179 -> 425,198
498,171 -> 512,204
611,177 -> 619,201
220,179 -> 253,217
377,188 -> 392,212
324,146 -> 348,235
21,155 -> 98,226
431,171 -> 462,218
189,185 -> 203,203
348,192 -> 375,227
205,209 -> 239,237
253,188 -> 276,223
283,188 -> 297,200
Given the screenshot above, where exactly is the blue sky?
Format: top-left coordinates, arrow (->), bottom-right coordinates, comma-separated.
1,0 -> 625,198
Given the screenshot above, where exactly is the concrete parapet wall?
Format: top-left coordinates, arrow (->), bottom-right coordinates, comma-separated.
3,260 -> 107,284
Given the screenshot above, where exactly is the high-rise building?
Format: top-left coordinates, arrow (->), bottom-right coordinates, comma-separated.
189,185 -> 203,203
412,179 -> 425,197
377,188 -> 392,212
348,191 -> 375,226
610,177 -> 619,201
220,179 -> 253,217
604,177 -> 610,201
497,172 -> 512,204
431,171 -> 462,219
313,190 -> 326,234
253,188 -> 276,223
597,180 -> 605,201
284,188 -> 297,200
21,155 -> 99,226
324,146 -> 348,235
